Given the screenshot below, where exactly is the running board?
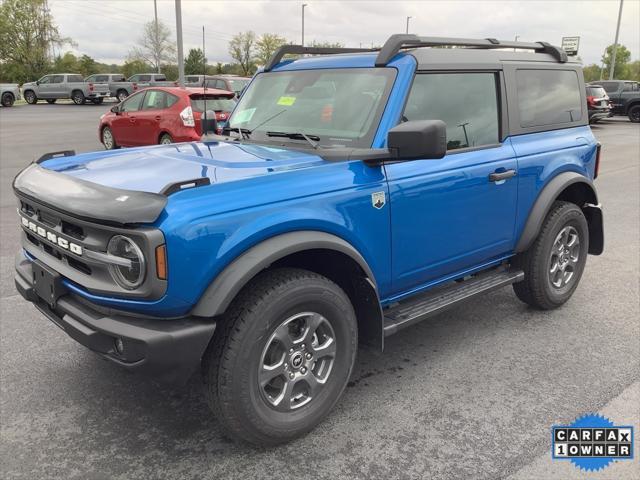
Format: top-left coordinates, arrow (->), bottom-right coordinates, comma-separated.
383,268 -> 524,337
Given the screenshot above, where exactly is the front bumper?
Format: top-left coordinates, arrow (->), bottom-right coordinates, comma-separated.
15,254 -> 216,383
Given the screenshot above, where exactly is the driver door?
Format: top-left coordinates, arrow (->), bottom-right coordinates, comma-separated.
385,72 -> 518,294
111,91 -> 146,146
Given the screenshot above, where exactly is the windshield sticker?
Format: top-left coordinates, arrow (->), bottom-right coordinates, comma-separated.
277,96 -> 296,106
233,108 -> 256,124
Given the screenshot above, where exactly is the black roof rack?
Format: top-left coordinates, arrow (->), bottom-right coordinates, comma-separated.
264,45 -> 377,71
263,34 -> 568,71
375,34 -> 568,65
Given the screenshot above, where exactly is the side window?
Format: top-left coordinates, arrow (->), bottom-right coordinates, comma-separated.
142,90 -> 168,109
166,93 -> 179,108
67,75 -> 84,83
113,75 -> 126,82
86,75 -> 96,82
215,80 -> 227,90
598,82 -> 618,94
122,92 -> 145,112
138,75 -> 151,82
404,73 -> 500,151
38,76 -> 51,84
516,70 -> 582,127
129,75 -> 139,82
50,75 -> 64,83
94,75 -> 108,82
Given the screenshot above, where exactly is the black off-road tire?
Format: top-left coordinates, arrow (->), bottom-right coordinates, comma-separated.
24,90 -> 37,104
71,90 -> 85,105
512,201 -> 589,310
202,268 -> 358,446
46,99 -> 56,104
1,92 -> 15,107
628,104 -> 640,123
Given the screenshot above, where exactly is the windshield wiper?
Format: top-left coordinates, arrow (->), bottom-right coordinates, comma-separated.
266,131 -> 320,149
221,126 -> 251,140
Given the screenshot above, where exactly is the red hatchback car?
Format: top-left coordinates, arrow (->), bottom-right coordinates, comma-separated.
99,87 -> 236,149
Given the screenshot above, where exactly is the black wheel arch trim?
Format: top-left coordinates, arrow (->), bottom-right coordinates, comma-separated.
515,171 -> 603,255
191,231 -> 380,318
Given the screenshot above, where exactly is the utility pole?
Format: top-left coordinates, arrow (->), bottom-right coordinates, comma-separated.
514,35 -> 519,52
609,0 -> 624,80
406,16 -> 412,34
154,0 -> 160,73
302,4 -> 308,46
175,0 -> 185,87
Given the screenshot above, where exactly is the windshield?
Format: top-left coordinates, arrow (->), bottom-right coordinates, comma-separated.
227,68 -> 396,148
190,96 -> 236,112
228,78 -> 250,91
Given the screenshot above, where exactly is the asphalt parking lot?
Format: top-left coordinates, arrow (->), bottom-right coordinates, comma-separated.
0,104 -> 638,480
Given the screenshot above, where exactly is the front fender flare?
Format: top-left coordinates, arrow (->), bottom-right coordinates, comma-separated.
191,231 -> 379,318
515,172 -> 600,253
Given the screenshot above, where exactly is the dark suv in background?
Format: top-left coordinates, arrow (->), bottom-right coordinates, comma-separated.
585,85 -> 612,123
590,80 -> 640,122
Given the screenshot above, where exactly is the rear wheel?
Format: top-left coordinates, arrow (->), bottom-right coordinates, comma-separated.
71,90 -> 85,105
628,104 -> 640,123
46,99 -> 56,104
202,268 -> 358,446
101,126 -> 118,150
513,201 -> 589,310
24,90 -> 37,104
159,133 -> 173,145
1,92 -> 14,107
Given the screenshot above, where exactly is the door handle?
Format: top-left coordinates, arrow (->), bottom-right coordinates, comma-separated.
129,117 -> 136,123
155,116 -> 161,121
489,169 -> 517,182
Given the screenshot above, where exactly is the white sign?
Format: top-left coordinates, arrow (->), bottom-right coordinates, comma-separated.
561,36 -> 580,56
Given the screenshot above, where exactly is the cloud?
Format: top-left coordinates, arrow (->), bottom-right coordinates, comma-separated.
50,0 -> 640,66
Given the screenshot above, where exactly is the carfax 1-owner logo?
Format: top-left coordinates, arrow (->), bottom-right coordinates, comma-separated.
552,414 -> 634,472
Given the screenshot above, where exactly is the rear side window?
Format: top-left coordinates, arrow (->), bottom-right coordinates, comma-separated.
586,86 -> 607,97
50,75 -> 64,83
141,90 -> 178,109
112,75 -> 126,82
67,75 -> 84,83
153,75 -> 167,81
597,82 -> 618,93
94,75 -> 108,82
404,73 -> 500,151
516,70 -> 582,127
138,75 -> 151,82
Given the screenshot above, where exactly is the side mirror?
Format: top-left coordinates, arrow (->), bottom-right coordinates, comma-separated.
110,105 -> 121,114
387,120 -> 447,160
36,81 -> 40,85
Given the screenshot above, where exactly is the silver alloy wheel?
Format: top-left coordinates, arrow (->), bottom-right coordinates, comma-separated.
549,226 -> 580,289
259,311 -> 337,412
102,128 -> 114,149
160,135 -> 172,144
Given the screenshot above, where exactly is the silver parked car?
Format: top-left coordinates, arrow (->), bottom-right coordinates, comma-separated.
85,73 -> 139,102
22,73 -> 110,105
1,84 -> 21,107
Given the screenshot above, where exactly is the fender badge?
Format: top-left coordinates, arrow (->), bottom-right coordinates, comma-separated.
371,191 -> 385,209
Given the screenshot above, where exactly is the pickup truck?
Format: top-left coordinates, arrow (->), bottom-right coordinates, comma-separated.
22,73 -> 110,105
85,73 -> 139,102
590,80 -> 640,122
13,35 -> 603,446
127,73 -> 177,89
1,83 -> 20,107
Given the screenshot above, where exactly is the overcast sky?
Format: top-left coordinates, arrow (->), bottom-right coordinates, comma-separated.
49,0 -> 640,66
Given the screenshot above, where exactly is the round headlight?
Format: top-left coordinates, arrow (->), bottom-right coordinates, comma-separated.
107,235 -> 146,289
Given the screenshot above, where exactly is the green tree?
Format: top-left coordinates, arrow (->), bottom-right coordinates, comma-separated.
78,54 -> 98,77
582,64 -> 603,83
254,33 -> 287,66
130,20 -> 176,72
121,58 -> 153,79
162,64 -> 179,81
0,0 -> 74,83
625,60 -> 640,81
184,48 -> 206,75
229,31 -> 256,75
52,52 -> 79,73
601,44 -> 631,79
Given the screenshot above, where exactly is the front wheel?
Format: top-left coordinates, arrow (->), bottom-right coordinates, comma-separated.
101,126 -> 118,150
628,105 -> 640,123
1,92 -> 15,107
72,90 -> 85,105
203,268 -> 358,446
513,201 -> 589,310
24,90 -> 37,104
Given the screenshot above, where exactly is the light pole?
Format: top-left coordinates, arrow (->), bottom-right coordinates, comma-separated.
609,0 -> 624,80
514,35 -> 519,52
302,4 -> 308,46
406,16 -> 412,34
174,0 -> 185,88
154,0 -> 160,73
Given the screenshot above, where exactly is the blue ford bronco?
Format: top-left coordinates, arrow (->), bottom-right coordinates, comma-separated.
14,35 -> 603,445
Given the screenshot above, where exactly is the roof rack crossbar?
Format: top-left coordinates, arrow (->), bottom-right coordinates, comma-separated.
264,45 -> 377,71
375,34 -> 568,65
